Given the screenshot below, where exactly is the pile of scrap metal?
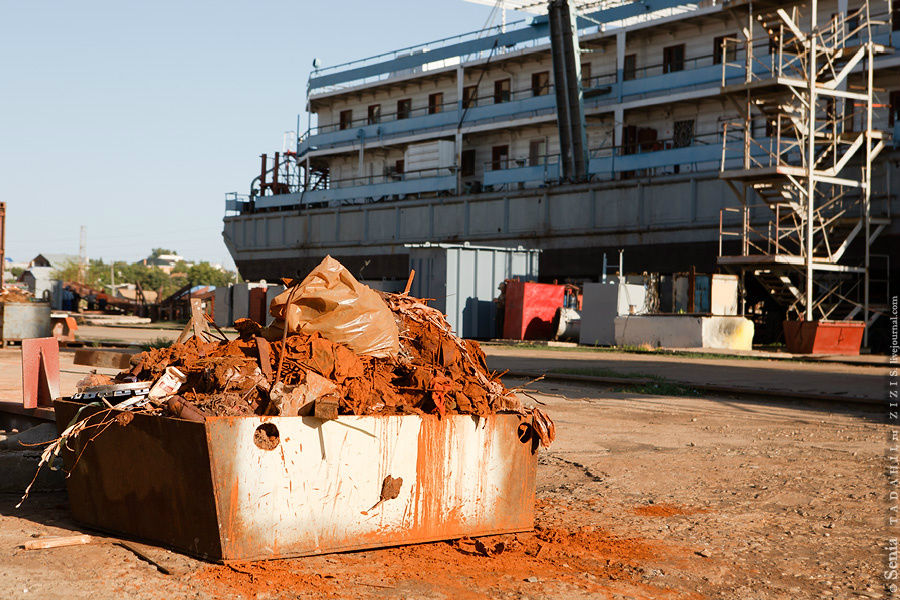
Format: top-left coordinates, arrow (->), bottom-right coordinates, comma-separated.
63,281 -> 146,314
70,256 -> 554,435
0,287 -> 32,303
18,256 -> 554,561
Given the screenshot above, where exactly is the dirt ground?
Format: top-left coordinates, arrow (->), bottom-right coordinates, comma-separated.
0,373 -> 891,599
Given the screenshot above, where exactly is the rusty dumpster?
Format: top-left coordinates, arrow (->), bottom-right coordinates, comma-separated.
54,399 -> 537,562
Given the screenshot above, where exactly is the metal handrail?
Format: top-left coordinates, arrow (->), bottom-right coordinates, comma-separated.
720,118 -> 807,170
308,22 -> 528,81
485,130 -> 724,174
720,8 -> 893,87
718,202 -> 808,258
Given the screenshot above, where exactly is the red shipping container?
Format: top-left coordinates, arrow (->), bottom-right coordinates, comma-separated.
503,281 -> 566,340
783,320 -> 864,355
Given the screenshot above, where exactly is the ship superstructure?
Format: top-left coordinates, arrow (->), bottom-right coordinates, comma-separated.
223,0 -> 898,342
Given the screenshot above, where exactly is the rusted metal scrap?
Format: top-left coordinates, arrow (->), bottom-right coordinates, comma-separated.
366,475 -> 403,513
46,257 -> 553,562
166,396 -> 207,423
530,408 -> 556,447
118,286 -> 550,426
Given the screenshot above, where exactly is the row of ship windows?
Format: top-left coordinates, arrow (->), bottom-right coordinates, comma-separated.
327,9 -> 899,134
329,34 -> 744,132
359,119 -> 699,180
340,92 -> 900,180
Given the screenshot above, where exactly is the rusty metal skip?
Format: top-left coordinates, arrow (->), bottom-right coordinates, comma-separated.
55,399 -> 538,562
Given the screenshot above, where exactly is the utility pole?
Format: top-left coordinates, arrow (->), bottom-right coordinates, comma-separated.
78,225 -> 87,284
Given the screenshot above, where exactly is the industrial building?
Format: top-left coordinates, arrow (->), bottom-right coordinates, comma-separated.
223,0 -> 898,345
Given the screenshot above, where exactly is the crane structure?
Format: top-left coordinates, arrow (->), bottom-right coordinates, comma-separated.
717,0 -> 892,344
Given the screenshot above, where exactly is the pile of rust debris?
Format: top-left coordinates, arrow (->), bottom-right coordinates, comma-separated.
87,257 -> 554,444
0,287 -> 33,303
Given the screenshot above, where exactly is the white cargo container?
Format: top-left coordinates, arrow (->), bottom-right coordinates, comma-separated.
579,278 -> 649,346
403,141 -> 455,179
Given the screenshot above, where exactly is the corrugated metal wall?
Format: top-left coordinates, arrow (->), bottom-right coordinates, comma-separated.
408,243 -> 540,338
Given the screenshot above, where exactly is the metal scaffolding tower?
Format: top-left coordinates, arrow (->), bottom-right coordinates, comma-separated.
718,0 -> 892,344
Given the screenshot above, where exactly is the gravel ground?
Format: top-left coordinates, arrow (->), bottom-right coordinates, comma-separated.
0,375 -> 892,599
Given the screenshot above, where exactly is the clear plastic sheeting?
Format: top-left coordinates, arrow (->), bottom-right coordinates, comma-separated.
265,256 -> 400,359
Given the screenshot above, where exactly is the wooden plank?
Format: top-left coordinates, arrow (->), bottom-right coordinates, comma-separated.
73,349 -> 133,370
23,534 -> 95,550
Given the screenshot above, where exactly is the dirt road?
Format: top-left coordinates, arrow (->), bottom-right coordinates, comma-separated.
483,345 -> 889,402
0,375 -> 890,599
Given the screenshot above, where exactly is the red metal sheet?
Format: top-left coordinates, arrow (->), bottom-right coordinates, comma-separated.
22,337 -> 60,408
783,320 -> 864,355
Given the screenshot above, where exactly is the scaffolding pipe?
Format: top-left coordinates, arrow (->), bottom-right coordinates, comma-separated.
864,41 -> 874,346
805,0 -> 818,322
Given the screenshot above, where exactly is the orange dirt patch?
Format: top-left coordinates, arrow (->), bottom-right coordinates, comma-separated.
193,525 -> 702,600
193,561 -> 332,599
632,503 -> 706,517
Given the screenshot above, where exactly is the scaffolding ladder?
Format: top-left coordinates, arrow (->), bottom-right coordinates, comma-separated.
717,0 -> 893,345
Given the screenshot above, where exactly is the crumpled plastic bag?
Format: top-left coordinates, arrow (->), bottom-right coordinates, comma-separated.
265,256 -> 400,358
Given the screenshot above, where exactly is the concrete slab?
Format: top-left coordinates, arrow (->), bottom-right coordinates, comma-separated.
0,448 -> 65,492
615,315 -> 754,351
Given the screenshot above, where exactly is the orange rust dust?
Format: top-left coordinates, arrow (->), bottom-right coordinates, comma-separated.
193,523 -> 703,600
632,503 -> 708,517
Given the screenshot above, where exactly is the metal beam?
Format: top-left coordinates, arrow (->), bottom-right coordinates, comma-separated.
826,133 -> 864,176
823,45 -> 866,89
776,9 -> 808,44
830,218 -> 862,262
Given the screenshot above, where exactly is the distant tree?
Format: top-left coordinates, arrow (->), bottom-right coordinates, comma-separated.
53,259 -> 106,288
49,254 -> 235,299
116,263 -> 170,294
187,262 -> 232,288
170,260 -> 191,276
9,266 -> 24,279
52,260 -> 79,283
150,248 -> 177,258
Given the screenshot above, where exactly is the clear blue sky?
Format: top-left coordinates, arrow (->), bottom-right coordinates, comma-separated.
0,0 -> 502,270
